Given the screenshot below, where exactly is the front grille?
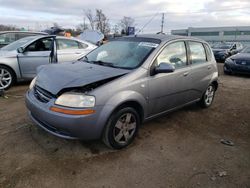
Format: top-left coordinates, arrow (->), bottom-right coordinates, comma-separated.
235,60 -> 250,66
34,86 -> 54,103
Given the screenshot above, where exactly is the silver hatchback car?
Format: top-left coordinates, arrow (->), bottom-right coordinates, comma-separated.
26,34 -> 218,149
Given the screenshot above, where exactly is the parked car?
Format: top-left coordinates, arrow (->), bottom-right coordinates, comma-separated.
0,35 -> 97,90
0,31 -> 48,48
25,34 -> 218,149
224,46 -> 250,75
212,42 -> 243,62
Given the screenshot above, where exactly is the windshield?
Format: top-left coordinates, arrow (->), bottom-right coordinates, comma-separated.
1,36 -> 38,51
212,43 -> 232,49
242,47 -> 250,53
82,40 -> 159,69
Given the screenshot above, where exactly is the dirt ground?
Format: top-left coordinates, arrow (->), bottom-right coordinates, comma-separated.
0,64 -> 249,188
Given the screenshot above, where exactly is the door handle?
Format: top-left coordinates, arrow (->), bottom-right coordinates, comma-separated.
183,72 -> 189,76
75,52 -> 82,54
208,65 -> 211,70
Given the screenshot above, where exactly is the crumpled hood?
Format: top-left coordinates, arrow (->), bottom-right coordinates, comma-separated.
36,61 -> 130,95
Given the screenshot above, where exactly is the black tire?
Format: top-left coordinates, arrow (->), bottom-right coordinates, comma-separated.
199,84 -> 216,108
224,70 -> 231,75
0,65 -> 16,90
102,107 -> 140,149
223,65 -> 232,75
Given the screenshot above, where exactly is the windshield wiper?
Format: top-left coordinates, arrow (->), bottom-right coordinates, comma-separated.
90,60 -> 116,68
80,56 -> 91,63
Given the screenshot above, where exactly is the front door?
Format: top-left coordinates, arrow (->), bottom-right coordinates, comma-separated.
148,41 -> 193,116
17,37 -> 54,79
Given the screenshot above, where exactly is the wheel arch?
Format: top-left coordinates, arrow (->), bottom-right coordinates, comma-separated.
211,80 -> 218,91
110,100 -> 144,123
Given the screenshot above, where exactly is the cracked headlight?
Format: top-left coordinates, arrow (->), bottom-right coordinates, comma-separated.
55,93 -> 95,108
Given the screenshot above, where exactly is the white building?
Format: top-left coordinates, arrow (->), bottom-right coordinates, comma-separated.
171,26 -> 250,45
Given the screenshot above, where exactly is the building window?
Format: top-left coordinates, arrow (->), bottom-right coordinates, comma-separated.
191,32 -> 219,36
224,31 -> 250,36
174,33 -> 188,36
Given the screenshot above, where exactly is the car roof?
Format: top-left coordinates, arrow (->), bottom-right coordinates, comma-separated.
21,35 -> 96,47
0,31 -> 48,35
125,34 -> 207,43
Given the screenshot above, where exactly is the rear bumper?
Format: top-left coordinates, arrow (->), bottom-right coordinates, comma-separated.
25,89 -> 111,140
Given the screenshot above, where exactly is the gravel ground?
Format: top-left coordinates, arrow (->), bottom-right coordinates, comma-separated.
0,64 -> 249,188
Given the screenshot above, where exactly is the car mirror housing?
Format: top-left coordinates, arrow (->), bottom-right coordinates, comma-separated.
17,47 -> 25,53
154,63 -> 175,74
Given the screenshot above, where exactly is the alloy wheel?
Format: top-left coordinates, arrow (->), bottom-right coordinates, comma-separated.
204,85 -> 215,106
0,68 -> 12,90
113,113 -> 137,145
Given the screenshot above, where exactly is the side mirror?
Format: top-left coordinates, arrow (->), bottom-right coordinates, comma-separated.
17,47 -> 25,53
154,63 -> 175,74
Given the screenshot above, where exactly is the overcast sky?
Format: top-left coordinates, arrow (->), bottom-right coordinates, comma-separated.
0,0 -> 250,33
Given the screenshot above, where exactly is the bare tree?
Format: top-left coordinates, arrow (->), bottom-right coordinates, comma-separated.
112,24 -> 119,34
95,9 -> 110,34
76,23 -> 88,32
0,24 -> 19,31
85,9 -> 95,30
120,16 -> 134,34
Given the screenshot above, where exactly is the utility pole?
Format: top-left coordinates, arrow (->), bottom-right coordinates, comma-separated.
161,13 -> 165,33
84,17 -> 86,30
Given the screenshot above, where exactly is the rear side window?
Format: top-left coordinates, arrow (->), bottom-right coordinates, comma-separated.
57,39 -> 79,50
79,42 -> 88,49
156,41 -> 187,69
189,42 -> 207,64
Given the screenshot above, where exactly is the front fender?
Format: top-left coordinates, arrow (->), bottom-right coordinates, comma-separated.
0,57 -> 20,79
95,90 -> 148,136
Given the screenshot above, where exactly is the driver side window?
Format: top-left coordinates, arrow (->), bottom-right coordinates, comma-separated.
26,38 -> 52,52
156,41 -> 187,69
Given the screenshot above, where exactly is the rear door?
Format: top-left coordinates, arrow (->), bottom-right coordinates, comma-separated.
17,37 -> 54,79
187,41 -> 213,101
57,38 -> 87,62
148,41 -> 193,116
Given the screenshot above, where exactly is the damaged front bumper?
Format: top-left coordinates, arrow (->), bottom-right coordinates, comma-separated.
25,89 -> 110,140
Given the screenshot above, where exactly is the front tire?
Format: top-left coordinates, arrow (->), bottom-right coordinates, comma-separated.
0,65 -> 15,90
102,107 -> 140,149
199,84 -> 216,108
224,65 -> 232,75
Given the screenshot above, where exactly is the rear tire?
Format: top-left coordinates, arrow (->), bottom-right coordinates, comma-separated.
0,65 -> 16,90
102,107 -> 140,149
199,84 -> 216,108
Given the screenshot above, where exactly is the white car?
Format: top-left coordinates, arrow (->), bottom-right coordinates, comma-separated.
0,35 -> 97,90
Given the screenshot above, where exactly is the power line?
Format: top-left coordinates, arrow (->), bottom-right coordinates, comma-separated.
136,12 -> 159,34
